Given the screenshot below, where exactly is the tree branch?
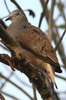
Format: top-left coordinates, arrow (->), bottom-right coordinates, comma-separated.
0,22 -> 56,100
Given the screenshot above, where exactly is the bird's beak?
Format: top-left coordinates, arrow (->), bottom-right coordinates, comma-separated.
5,16 -> 11,21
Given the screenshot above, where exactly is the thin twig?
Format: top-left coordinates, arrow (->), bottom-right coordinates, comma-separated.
0,71 -> 14,89
14,73 -> 32,88
55,29 -> 66,51
38,0 -> 49,28
10,0 -> 23,13
48,0 -> 55,40
4,0 -> 10,13
2,15 -> 9,20
52,31 -> 66,69
32,84 -> 37,100
10,0 -> 26,18
1,91 -> 20,100
55,74 -> 66,81
0,73 -> 33,100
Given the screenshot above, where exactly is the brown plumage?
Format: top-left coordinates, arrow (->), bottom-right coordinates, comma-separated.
6,10 -> 62,87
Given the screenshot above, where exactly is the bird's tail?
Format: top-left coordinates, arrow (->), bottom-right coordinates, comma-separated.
46,63 -> 58,88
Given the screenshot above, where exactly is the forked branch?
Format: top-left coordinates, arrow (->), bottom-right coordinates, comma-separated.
55,29 -> 66,51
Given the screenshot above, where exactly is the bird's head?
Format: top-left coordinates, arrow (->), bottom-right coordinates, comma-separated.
6,10 -> 26,22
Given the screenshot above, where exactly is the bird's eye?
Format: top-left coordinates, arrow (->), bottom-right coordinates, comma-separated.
16,13 -> 19,15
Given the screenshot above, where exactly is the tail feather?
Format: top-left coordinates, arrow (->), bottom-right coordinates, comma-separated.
55,64 -> 62,73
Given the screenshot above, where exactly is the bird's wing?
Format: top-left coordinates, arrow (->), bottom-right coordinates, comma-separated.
18,24 -> 62,73
7,22 -> 62,73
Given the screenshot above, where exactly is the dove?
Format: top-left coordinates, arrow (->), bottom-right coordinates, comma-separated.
6,10 -> 62,88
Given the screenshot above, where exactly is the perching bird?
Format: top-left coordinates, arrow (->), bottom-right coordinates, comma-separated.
6,10 -> 62,87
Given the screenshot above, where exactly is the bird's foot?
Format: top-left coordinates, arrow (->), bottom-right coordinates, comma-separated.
2,54 -> 15,71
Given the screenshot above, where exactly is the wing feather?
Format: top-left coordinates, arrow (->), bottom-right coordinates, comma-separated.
7,22 -> 62,73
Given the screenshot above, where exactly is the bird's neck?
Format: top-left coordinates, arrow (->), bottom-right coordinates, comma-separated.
21,16 -> 28,23
12,15 -> 28,24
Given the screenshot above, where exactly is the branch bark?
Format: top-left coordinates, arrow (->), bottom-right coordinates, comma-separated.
0,93 -> 5,100
0,20 -> 56,100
